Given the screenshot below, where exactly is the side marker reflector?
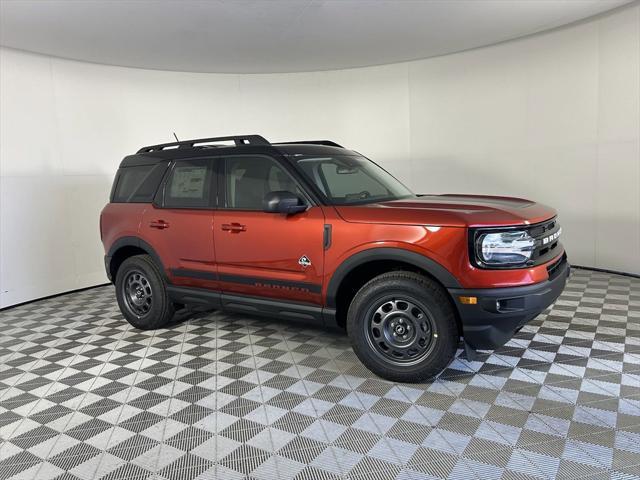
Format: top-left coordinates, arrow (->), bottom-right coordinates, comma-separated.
459,296 -> 477,305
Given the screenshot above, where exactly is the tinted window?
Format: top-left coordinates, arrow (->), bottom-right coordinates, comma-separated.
224,156 -> 305,210
112,164 -> 168,203
164,159 -> 214,208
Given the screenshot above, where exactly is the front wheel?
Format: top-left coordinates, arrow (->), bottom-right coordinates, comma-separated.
115,254 -> 175,330
347,271 -> 458,383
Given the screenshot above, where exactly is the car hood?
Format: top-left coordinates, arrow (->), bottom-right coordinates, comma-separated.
333,194 -> 556,228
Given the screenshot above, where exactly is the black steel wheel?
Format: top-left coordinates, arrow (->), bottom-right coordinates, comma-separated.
347,271 -> 458,383
365,297 -> 437,365
122,270 -> 153,316
115,254 -> 175,330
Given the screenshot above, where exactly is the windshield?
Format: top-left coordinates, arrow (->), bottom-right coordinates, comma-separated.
294,155 -> 414,205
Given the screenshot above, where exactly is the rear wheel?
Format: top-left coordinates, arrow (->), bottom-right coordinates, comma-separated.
115,254 -> 175,329
347,271 -> 458,382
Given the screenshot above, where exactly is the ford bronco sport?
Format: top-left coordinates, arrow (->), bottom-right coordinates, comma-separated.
101,134 -> 569,382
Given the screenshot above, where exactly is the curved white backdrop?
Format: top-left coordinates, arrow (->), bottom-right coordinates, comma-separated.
1,4 -> 638,307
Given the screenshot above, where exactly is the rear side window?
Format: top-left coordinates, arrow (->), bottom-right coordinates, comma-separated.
112,162 -> 168,203
163,159 -> 214,208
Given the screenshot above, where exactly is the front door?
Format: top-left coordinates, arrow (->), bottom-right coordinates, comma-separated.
141,158 -> 219,291
214,155 -> 325,305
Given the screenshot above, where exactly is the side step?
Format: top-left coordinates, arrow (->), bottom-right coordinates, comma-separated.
167,285 -> 338,328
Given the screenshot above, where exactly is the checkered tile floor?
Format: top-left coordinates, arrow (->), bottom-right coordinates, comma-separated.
1,268 -> 639,480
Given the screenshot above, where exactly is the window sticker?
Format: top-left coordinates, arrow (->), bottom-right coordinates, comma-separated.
170,166 -> 207,199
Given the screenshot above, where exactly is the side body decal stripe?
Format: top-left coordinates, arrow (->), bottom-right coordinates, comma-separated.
169,269 -> 322,294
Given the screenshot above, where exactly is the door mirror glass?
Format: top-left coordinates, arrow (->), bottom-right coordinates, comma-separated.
263,191 -> 307,215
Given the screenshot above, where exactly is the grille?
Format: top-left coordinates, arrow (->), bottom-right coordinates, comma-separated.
529,218 -> 562,265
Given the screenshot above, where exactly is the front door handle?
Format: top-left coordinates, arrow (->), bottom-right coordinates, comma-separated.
221,222 -> 246,233
149,220 -> 170,229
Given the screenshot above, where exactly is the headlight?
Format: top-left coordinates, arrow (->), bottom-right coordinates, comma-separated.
476,230 -> 535,266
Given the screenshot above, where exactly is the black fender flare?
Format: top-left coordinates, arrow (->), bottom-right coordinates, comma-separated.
325,247 -> 461,308
106,236 -> 166,281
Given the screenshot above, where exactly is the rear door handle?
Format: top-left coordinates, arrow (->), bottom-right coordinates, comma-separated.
149,220 -> 170,229
221,222 -> 246,233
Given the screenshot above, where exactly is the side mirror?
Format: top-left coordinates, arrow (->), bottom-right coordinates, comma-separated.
263,191 -> 308,215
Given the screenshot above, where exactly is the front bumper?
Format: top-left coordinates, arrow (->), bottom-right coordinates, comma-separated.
448,254 -> 570,350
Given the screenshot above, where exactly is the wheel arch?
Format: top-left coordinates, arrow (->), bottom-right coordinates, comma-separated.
326,247 -> 462,329
106,236 -> 166,282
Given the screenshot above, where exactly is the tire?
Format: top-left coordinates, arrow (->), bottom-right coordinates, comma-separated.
347,271 -> 458,383
115,254 -> 175,329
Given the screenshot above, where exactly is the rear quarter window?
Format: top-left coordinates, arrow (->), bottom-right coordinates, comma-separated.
112,162 -> 168,203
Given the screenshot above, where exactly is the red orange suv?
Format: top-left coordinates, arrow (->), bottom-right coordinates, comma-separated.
101,135 -> 569,382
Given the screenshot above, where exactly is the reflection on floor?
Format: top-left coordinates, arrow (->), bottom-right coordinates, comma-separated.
0,268 -> 639,480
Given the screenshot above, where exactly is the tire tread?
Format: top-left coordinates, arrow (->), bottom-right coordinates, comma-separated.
346,271 -> 458,382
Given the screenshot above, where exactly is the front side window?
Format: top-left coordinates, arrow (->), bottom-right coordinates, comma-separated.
164,159 -> 214,208
224,156 -> 305,210
295,155 -> 414,205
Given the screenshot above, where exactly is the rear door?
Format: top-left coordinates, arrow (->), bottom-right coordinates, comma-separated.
140,158 -> 219,291
213,154 -> 325,305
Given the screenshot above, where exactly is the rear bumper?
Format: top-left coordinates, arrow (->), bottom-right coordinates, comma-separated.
448,255 -> 569,350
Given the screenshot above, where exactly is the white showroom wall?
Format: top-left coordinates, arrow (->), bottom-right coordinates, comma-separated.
1,3 -> 638,308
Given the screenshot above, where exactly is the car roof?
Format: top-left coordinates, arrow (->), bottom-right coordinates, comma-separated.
119,135 -> 356,168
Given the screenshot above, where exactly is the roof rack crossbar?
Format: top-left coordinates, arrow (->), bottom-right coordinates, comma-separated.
275,140 -> 344,148
137,135 -> 270,153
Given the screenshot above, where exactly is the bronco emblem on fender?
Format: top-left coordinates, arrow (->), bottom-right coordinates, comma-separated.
298,255 -> 312,268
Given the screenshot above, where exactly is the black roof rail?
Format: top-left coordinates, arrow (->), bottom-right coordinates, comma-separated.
137,134 -> 270,153
275,140 -> 344,148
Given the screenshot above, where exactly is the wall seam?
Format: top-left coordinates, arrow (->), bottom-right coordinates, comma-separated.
594,11 -> 602,270
637,5 -> 640,273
